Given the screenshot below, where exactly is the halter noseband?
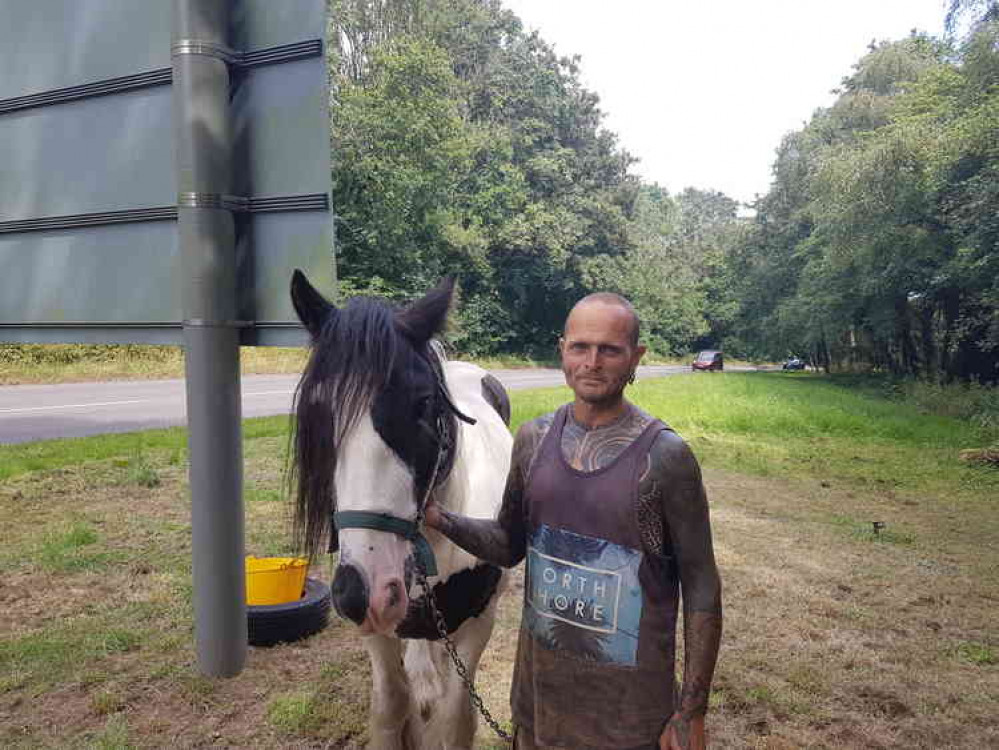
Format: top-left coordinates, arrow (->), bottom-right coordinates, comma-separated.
333,510 -> 439,576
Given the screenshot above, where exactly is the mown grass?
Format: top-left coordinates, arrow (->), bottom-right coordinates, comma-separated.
0,418 -> 289,483
511,372 -> 998,503
1,372 -> 996,748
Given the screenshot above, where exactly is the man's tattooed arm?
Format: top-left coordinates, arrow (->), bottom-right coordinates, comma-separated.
653,433 -> 723,735
427,416 -> 550,568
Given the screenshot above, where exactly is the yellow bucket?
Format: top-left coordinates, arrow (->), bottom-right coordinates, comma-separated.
245,556 -> 308,605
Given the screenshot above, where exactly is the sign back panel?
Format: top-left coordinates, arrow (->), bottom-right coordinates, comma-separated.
0,0 -> 333,346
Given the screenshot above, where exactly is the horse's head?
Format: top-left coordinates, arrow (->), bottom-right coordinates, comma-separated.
290,270 -> 462,635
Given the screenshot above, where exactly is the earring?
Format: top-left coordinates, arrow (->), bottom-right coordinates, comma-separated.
628,371 -> 636,385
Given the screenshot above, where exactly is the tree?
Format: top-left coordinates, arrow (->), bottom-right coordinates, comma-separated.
723,26 -> 999,381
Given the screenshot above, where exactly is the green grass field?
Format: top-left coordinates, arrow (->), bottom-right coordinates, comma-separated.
517,372 -> 998,502
1,372 -> 996,749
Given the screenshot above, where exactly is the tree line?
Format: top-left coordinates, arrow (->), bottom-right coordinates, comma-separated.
327,0 -> 998,382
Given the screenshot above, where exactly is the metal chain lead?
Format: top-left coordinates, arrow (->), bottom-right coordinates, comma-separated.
412,413 -> 513,744
415,561 -> 512,742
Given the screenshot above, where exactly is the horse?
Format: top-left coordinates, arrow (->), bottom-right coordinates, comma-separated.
289,270 -> 513,750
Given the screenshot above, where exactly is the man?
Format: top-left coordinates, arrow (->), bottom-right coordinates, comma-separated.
426,293 -> 722,750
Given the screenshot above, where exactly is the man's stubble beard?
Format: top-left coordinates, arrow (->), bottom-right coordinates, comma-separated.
570,371 -> 631,407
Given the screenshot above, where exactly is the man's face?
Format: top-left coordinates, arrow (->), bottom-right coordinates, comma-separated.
560,302 -> 645,406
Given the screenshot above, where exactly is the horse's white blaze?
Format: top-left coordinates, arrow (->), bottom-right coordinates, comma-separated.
335,411 -> 417,519
335,412 -> 417,633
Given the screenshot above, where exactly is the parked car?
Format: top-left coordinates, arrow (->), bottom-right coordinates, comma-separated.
782,357 -> 806,371
692,350 -> 724,371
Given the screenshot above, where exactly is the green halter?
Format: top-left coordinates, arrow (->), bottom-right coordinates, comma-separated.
333,510 -> 438,576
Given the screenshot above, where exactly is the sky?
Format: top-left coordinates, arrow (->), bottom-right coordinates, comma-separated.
500,0 -> 950,206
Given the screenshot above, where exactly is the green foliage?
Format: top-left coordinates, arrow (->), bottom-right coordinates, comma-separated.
726,27 -> 999,383
328,0 -> 704,357
323,0 -> 997,382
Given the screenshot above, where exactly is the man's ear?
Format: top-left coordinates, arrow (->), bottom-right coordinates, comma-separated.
395,277 -> 455,343
290,269 -> 336,338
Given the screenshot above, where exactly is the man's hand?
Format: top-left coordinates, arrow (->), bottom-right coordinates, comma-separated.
659,712 -> 706,750
423,498 -> 443,530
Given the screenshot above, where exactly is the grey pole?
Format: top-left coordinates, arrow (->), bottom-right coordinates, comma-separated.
172,0 -> 247,677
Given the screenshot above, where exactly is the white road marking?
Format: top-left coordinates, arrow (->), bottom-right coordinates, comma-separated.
0,399 -> 151,415
0,389 -> 293,416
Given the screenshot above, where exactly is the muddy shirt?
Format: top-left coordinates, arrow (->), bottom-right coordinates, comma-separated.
511,405 -> 679,749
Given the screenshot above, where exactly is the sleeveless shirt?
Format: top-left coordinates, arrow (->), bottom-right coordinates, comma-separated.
511,405 -> 680,749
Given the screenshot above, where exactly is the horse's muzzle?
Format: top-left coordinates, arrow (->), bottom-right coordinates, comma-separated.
332,562 -> 409,635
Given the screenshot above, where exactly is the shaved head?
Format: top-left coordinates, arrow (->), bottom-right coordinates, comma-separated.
565,293 -> 640,346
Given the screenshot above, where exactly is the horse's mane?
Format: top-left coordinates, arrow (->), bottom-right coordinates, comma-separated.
290,292 -> 454,561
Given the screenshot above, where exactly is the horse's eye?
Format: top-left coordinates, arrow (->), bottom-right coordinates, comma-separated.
413,396 -> 433,416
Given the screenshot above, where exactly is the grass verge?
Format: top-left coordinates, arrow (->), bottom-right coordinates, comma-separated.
0,373 -> 996,749
0,344 -> 556,385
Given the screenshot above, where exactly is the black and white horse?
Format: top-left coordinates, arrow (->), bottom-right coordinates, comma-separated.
289,271 -> 512,750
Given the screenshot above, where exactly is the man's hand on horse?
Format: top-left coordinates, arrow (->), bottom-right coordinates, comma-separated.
423,498 -> 444,530
659,712 -> 706,750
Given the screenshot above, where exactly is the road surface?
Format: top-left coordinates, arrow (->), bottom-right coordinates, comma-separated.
0,365 -> 697,445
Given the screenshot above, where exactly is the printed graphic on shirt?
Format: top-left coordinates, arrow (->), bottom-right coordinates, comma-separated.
525,524 -> 644,666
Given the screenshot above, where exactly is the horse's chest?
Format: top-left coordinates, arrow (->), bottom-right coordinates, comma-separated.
396,563 -> 503,640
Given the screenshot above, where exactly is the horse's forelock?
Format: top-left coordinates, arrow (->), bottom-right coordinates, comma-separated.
292,297 -> 405,560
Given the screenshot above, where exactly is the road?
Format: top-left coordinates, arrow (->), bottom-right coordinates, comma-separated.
0,365 -> 693,445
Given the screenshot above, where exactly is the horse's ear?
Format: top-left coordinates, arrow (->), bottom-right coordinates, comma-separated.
291,269 -> 336,338
396,277 -> 455,343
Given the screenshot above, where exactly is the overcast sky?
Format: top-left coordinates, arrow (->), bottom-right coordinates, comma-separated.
501,0 -> 949,206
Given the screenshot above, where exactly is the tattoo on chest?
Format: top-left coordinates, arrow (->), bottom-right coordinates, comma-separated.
561,407 -> 652,471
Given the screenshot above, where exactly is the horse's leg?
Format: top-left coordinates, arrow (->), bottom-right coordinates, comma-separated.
404,639 -> 445,720
435,601 -> 500,750
364,634 -> 416,750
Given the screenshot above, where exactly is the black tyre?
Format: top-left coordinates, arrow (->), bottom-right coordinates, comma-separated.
248,577 -> 331,647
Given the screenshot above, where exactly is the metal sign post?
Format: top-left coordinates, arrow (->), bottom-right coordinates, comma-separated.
173,0 -> 246,678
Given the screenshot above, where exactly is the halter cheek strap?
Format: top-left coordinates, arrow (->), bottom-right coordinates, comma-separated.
333,510 -> 438,577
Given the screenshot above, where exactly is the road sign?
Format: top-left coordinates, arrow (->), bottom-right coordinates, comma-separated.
0,0 -> 333,346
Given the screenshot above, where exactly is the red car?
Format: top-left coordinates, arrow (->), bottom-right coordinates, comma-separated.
692,350 -> 724,371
